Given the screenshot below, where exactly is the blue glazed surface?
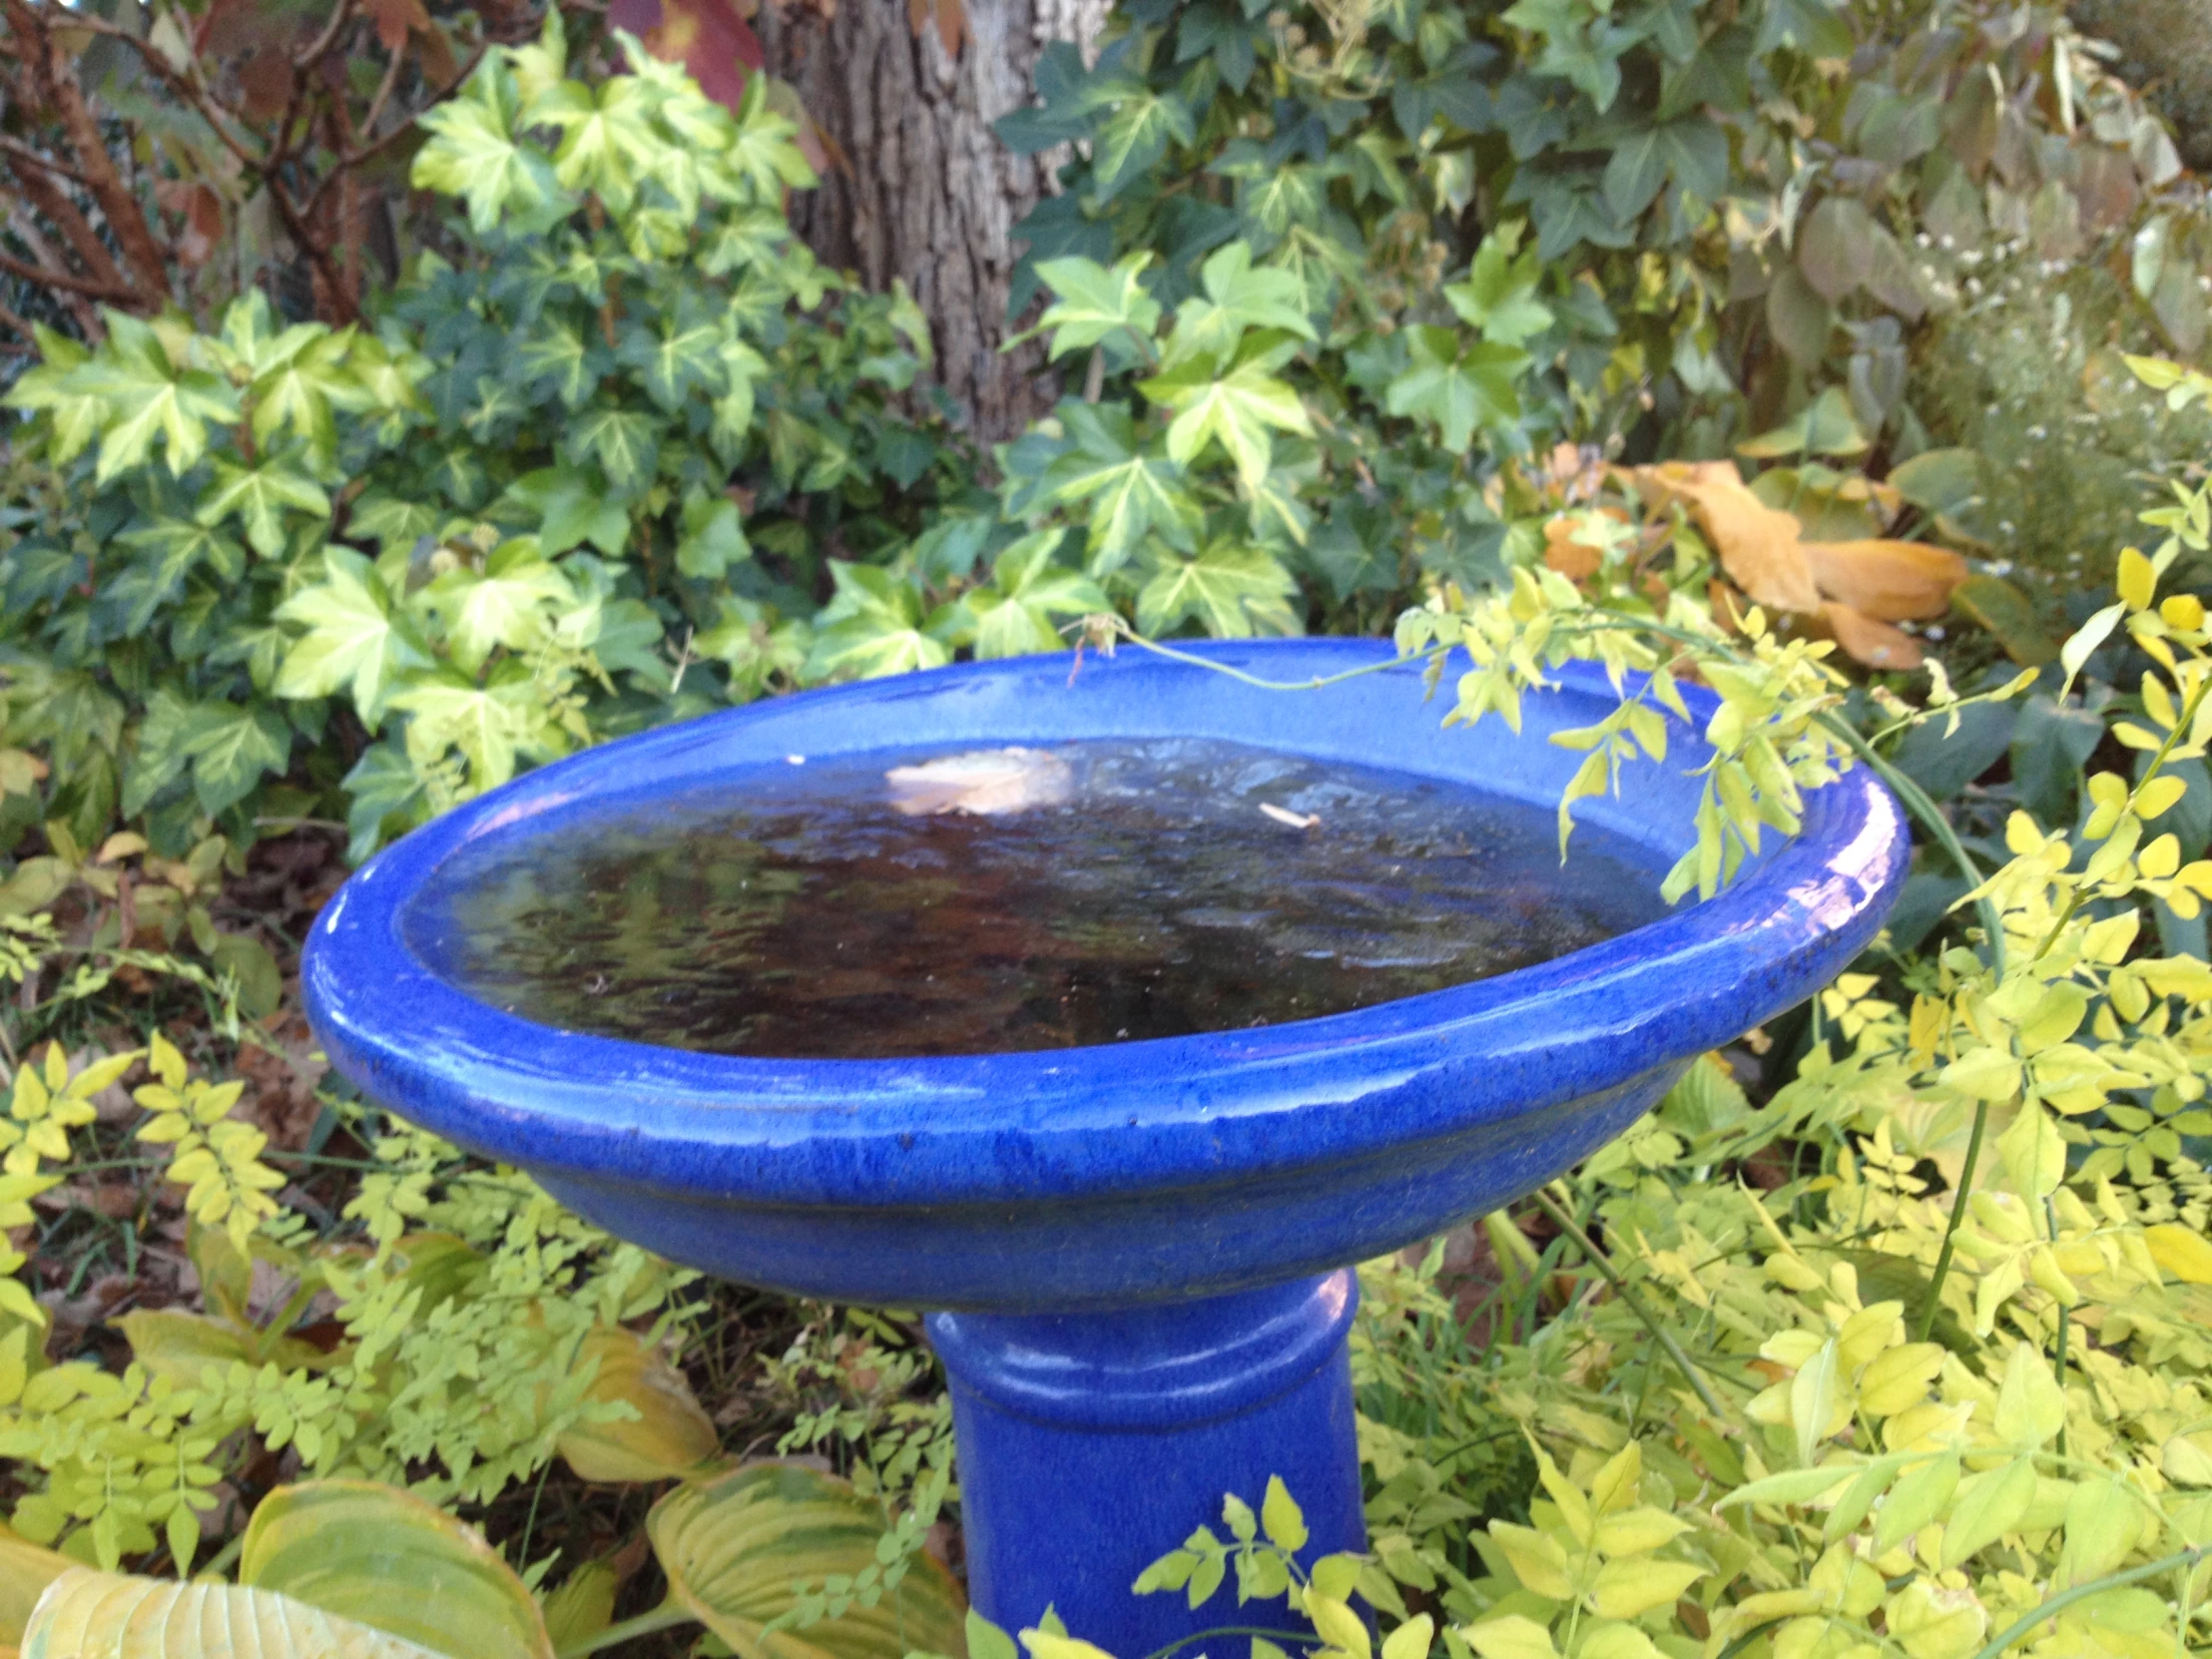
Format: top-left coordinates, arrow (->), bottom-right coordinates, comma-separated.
932,1273 -> 1363,1647
301,638 -> 1909,1312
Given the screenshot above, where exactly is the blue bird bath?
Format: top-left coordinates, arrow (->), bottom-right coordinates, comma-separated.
301,638 -> 1907,1652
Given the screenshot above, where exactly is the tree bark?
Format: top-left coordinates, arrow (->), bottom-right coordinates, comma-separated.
2068,0 -> 2212,172
757,0 -> 1107,447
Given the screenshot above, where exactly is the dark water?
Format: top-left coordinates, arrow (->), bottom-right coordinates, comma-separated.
403,739 -> 1668,1058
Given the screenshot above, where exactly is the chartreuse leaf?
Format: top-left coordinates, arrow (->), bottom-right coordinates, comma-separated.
3,324 -> 104,463
65,311 -> 242,483
1021,254 -> 1162,361
1384,329 -> 1526,453
413,60 -> 563,233
1140,344 -> 1312,489
1165,243 -> 1318,366
0,1523 -> 71,1647
422,542 -> 574,675
197,455 -> 333,558
965,533 -> 1110,659
554,1324 -> 723,1482
24,1570 -> 447,1658
1137,541 -> 1300,638
275,549 -> 433,721
239,1480 -> 553,1659
806,563 -> 955,681
648,1463 -> 967,1659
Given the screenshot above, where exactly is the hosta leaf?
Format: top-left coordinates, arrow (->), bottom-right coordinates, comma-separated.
0,1525 -> 70,1647
555,1324 -> 723,1482
276,549 -> 433,720
116,1308 -> 336,1388
241,1480 -> 552,1659
648,1463 -> 967,1659
25,1570 -> 447,1658
1136,542 -> 1301,639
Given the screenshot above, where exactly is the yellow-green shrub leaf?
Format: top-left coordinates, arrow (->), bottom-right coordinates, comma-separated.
1592,1507 -> 1688,1556
1715,1466 -> 1858,1509
240,1480 -> 552,1659
0,1527 -> 70,1647
1459,1614 -> 1558,1659
1940,1457 -> 2036,1567
555,1323 -> 723,1481
648,1462 -> 967,1659
1588,1558 -> 1703,1619
540,1560 -> 620,1655
1875,1454 -> 1959,1552
1303,1592 -> 1371,1659
1484,1523 -> 1573,1598
2147,1224 -> 2212,1284
1260,1475 -> 1309,1554
1380,1612 -> 1432,1659
24,1569 -> 446,1658
1992,1343 -> 2067,1448
117,1309 -> 337,1387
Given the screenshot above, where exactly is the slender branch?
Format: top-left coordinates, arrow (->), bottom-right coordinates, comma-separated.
0,292 -> 40,346
1528,1187 -> 1730,1419
0,135 -> 87,188
1969,1545 -> 2209,1659
6,154 -> 132,296
0,232 -> 138,301
1918,1099 -> 1988,1343
360,36 -> 409,143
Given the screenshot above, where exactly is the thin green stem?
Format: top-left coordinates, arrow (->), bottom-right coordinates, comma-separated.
1097,623 -> 1450,694
1528,1188 -> 1728,1419
1140,1627 -> 1319,1659
556,1601 -> 694,1659
1918,1099 -> 1989,1344
1970,1545 -> 2210,1659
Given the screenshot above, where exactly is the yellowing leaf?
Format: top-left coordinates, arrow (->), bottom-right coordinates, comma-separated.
1588,1557 -> 1704,1619
2146,1223 -> 2212,1284
1485,1522 -> 1573,1599
240,1481 -> 553,1659
0,1528 -> 70,1648
1992,1343 -> 2067,1448
648,1463 -> 967,1659
1304,1593 -> 1372,1659
1593,1507 -> 1688,1557
1940,1457 -> 2036,1567
1821,601 -> 1924,670
1803,540 -> 1966,621
1634,461 -> 1821,614
23,1569 -> 446,1658
555,1324 -> 722,1482
2118,544 -> 2157,611
1380,1614 -> 1432,1659
1261,1475 -> 1309,1554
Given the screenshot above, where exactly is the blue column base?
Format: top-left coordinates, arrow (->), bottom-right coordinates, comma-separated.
926,1271 -> 1364,1658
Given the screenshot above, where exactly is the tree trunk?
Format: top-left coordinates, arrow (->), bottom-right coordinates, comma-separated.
757,0 -> 1107,447
2068,0 -> 2212,172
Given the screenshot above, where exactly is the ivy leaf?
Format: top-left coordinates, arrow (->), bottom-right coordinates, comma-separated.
1041,402 -> 1199,571
3,324 -> 106,463
341,740 -> 428,860
676,492 -> 750,580
391,666 -> 551,794
65,312 -> 242,483
1017,253 -> 1162,361
512,316 -> 608,409
528,74 -> 657,212
197,455 -> 333,558
501,468 -> 631,558
1445,234 -> 1554,346
1085,79 -> 1196,203
565,405 -> 662,492
1384,328 -> 1527,452
965,532 -> 1109,659
422,542 -> 575,675
179,703 -> 294,817
616,312 -> 728,410
1140,341 -> 1313,488
114,518 -> 248,632
1164,242 -> 1318,368
721,76 -> 819,199
214,295 -> 364,466
805,562 -> 955,681
275,548 -> 433,721
1136,540 -> 1301,638
412,60 -> 564,233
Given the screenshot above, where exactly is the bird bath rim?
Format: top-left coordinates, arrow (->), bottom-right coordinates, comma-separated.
303,638 -> 1906,1218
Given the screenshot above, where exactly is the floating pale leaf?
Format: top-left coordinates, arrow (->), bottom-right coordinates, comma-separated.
649,1462 -> 967,1659
240,1481 -> 553,1659
885,749 -> 1073,817
23,1570 -> 446,1659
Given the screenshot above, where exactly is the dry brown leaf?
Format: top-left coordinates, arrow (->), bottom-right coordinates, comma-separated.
1633,460 -> 1823,614
1821,601 -> 1924,670
1803,539 -> 1967,621
1541,511 -> 1611,580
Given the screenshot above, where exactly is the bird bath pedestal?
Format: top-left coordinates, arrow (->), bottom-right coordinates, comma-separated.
303,640 -> 1905,1655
